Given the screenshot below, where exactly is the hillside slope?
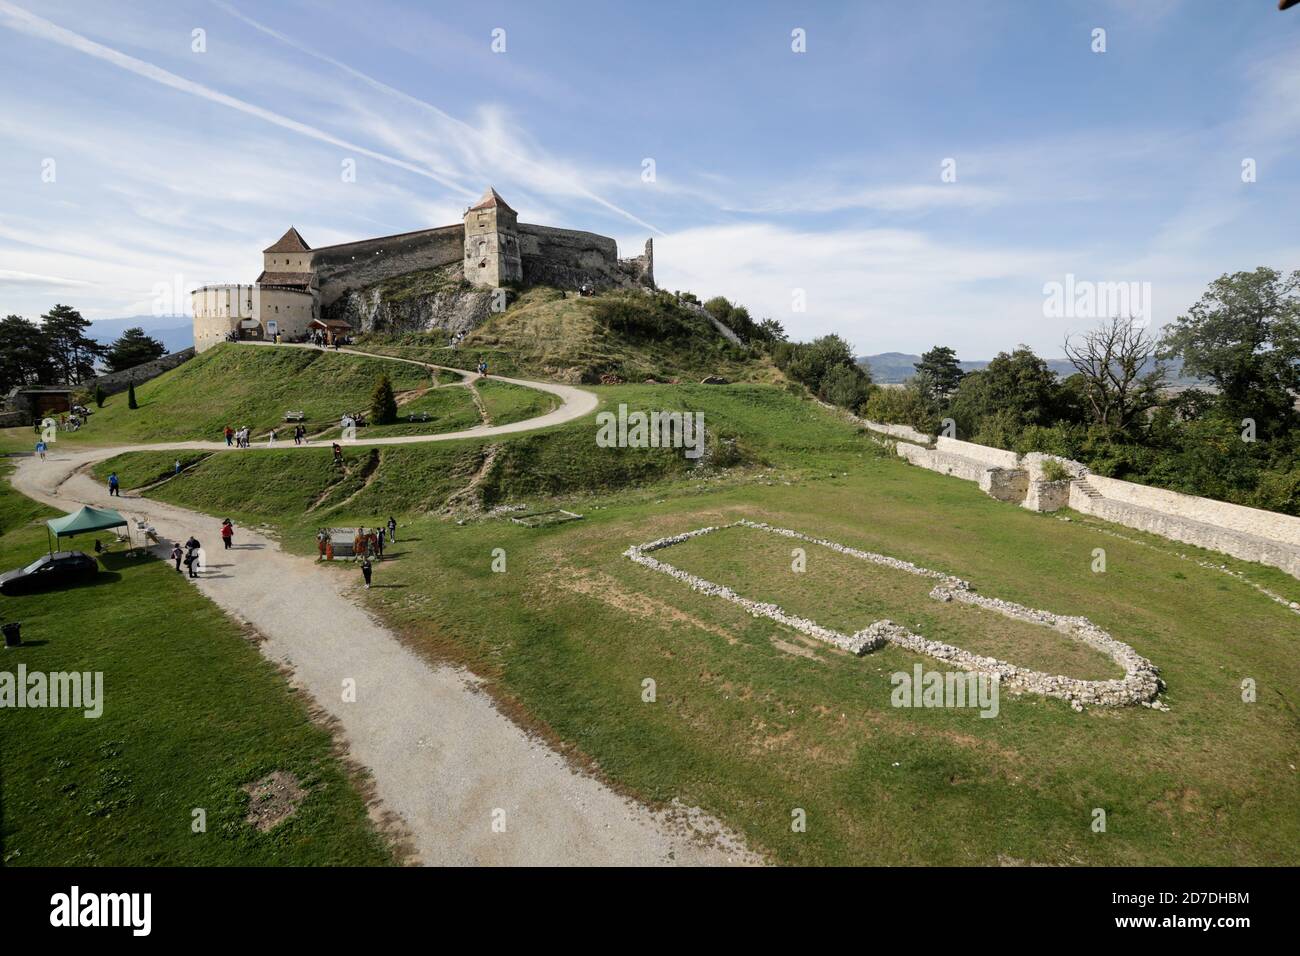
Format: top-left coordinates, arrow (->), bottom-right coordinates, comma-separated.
357,287 -> 784,386
63,344 -> 432,444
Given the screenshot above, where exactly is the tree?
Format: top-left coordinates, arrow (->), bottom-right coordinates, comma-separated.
949,346 -> 1064,446
370,374 -> 397,425
40,304 -> 103,385
94,383 -> 105,408
1159,267 -> 1300,432
757,318 -> 787,343
105,327 -> 166,373
0,314 -> 54,393
1063,316 -> 1165,437
127,381 -> 138,410
913,346 -> 965,404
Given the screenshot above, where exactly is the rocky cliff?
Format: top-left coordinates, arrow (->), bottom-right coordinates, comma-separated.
322,264 -> 497,337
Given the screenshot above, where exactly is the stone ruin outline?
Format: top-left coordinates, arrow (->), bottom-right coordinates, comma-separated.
624,520 -> 1166,711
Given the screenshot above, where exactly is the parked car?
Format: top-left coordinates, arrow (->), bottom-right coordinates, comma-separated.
0,551 -> 98,595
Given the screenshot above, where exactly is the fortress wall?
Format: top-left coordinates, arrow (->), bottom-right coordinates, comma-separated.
864,419 -> 932,444
935,436 -> 1020,469
895,441 -> 988,483
1083,473 -> 1300,549
883,423 -> 1300,579
1069,486 -> 1300,577
312,225 -> 463,307
89,348 -> 195,397
517,223 -> 624,288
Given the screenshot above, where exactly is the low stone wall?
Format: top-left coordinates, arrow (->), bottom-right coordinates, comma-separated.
1069,487 -> 1300,578
866,420 -> 1300,580
863,420 -> 931,444
935,436 -> 1020,469
625,520 -> 1165,711
980,467 -> 1029,503
896,442 -> 987,483
1084,472 -> 1300,550
1024,479 -> 1071,512
89,348 -> 194,397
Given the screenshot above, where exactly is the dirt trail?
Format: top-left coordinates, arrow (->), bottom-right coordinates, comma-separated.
9,344 -> 757,867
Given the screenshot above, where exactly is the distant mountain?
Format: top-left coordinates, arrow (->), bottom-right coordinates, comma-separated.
89,315 -> 193,355
857,352 -> 1193,385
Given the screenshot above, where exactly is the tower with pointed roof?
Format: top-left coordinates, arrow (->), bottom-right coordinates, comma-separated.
463,187 -> 522,288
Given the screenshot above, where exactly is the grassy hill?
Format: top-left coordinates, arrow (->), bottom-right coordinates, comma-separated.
90,372 -> 1300,865
62,344 -> 432,445
48,335 -> 1300,866
356,287 -> 784,386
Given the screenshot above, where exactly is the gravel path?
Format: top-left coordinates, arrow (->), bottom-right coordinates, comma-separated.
8,347 -> 757,866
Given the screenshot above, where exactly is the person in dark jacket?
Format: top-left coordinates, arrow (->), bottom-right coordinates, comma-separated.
360,556 -> 372,590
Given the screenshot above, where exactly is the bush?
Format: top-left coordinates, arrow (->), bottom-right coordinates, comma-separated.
591,294 -> 692,341
127,382 -> 138,410
863,385 -> 936,433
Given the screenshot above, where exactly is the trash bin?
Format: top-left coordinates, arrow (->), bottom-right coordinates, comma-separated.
2,622 -> 20,648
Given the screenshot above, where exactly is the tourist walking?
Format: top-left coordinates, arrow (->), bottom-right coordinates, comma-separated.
386,516 -> 396,543
224,425 -> 234,447
107,472 -> 120,496
220,518 -> 234,550
360,556 -> 372,590
171,543 -> 183,572
375,528 -> 385,560
34,439 -> 46,460
174,458 -> 182,475
267,428 -> 277,447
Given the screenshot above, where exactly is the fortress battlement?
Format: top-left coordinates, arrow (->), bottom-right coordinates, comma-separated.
193,188 -> 654,352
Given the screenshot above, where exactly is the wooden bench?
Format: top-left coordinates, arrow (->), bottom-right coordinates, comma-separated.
407,411 -> 432,423
284,410 -> 306,422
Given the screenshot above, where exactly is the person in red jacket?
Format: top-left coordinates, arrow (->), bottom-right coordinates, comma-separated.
220,518 -> 234,550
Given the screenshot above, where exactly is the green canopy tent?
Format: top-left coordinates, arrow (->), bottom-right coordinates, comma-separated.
45,505 -> 130,556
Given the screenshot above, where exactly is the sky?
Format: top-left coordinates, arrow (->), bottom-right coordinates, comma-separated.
0,0 -> 1297,358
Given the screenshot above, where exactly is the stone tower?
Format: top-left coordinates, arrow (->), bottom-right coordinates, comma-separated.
463,187 -> 523,288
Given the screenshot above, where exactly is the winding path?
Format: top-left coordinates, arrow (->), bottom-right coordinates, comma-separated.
9,343 -> 756,866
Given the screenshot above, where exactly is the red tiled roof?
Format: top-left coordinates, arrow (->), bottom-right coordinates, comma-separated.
262,226 -> 311,254
467,187 -> 515,214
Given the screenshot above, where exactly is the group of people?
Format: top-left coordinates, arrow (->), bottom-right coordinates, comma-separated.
291,424 -> 308,445
308,329 -> 348,349
314,517 -> 397,589
223,425 -> 253,448
170,534 -> 204,579
476,359 -> 490,377
169,521 -> 233,579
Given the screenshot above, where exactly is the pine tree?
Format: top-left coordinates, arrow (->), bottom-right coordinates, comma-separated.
370,374 -> 397,425
127,381 -> 138,410
94,383 -> 105,408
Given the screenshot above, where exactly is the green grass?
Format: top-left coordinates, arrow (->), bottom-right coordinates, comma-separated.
59,344 -> 428,445
357,287 -> 784,386
477,379 -> 559,426
81,379 -> 1300,865
0,427 -> 36,455
94,451 -> 211,492
0,466 -> 391,865
316,384 -> 483,440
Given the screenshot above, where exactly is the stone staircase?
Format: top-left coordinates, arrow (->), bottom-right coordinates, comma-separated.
1073,477 -> 1104,501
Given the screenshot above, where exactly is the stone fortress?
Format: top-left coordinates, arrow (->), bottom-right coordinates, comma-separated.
192,187 -> 655,352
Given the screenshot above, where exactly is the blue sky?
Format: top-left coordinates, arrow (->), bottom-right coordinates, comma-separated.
1,0 -> 1297,357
